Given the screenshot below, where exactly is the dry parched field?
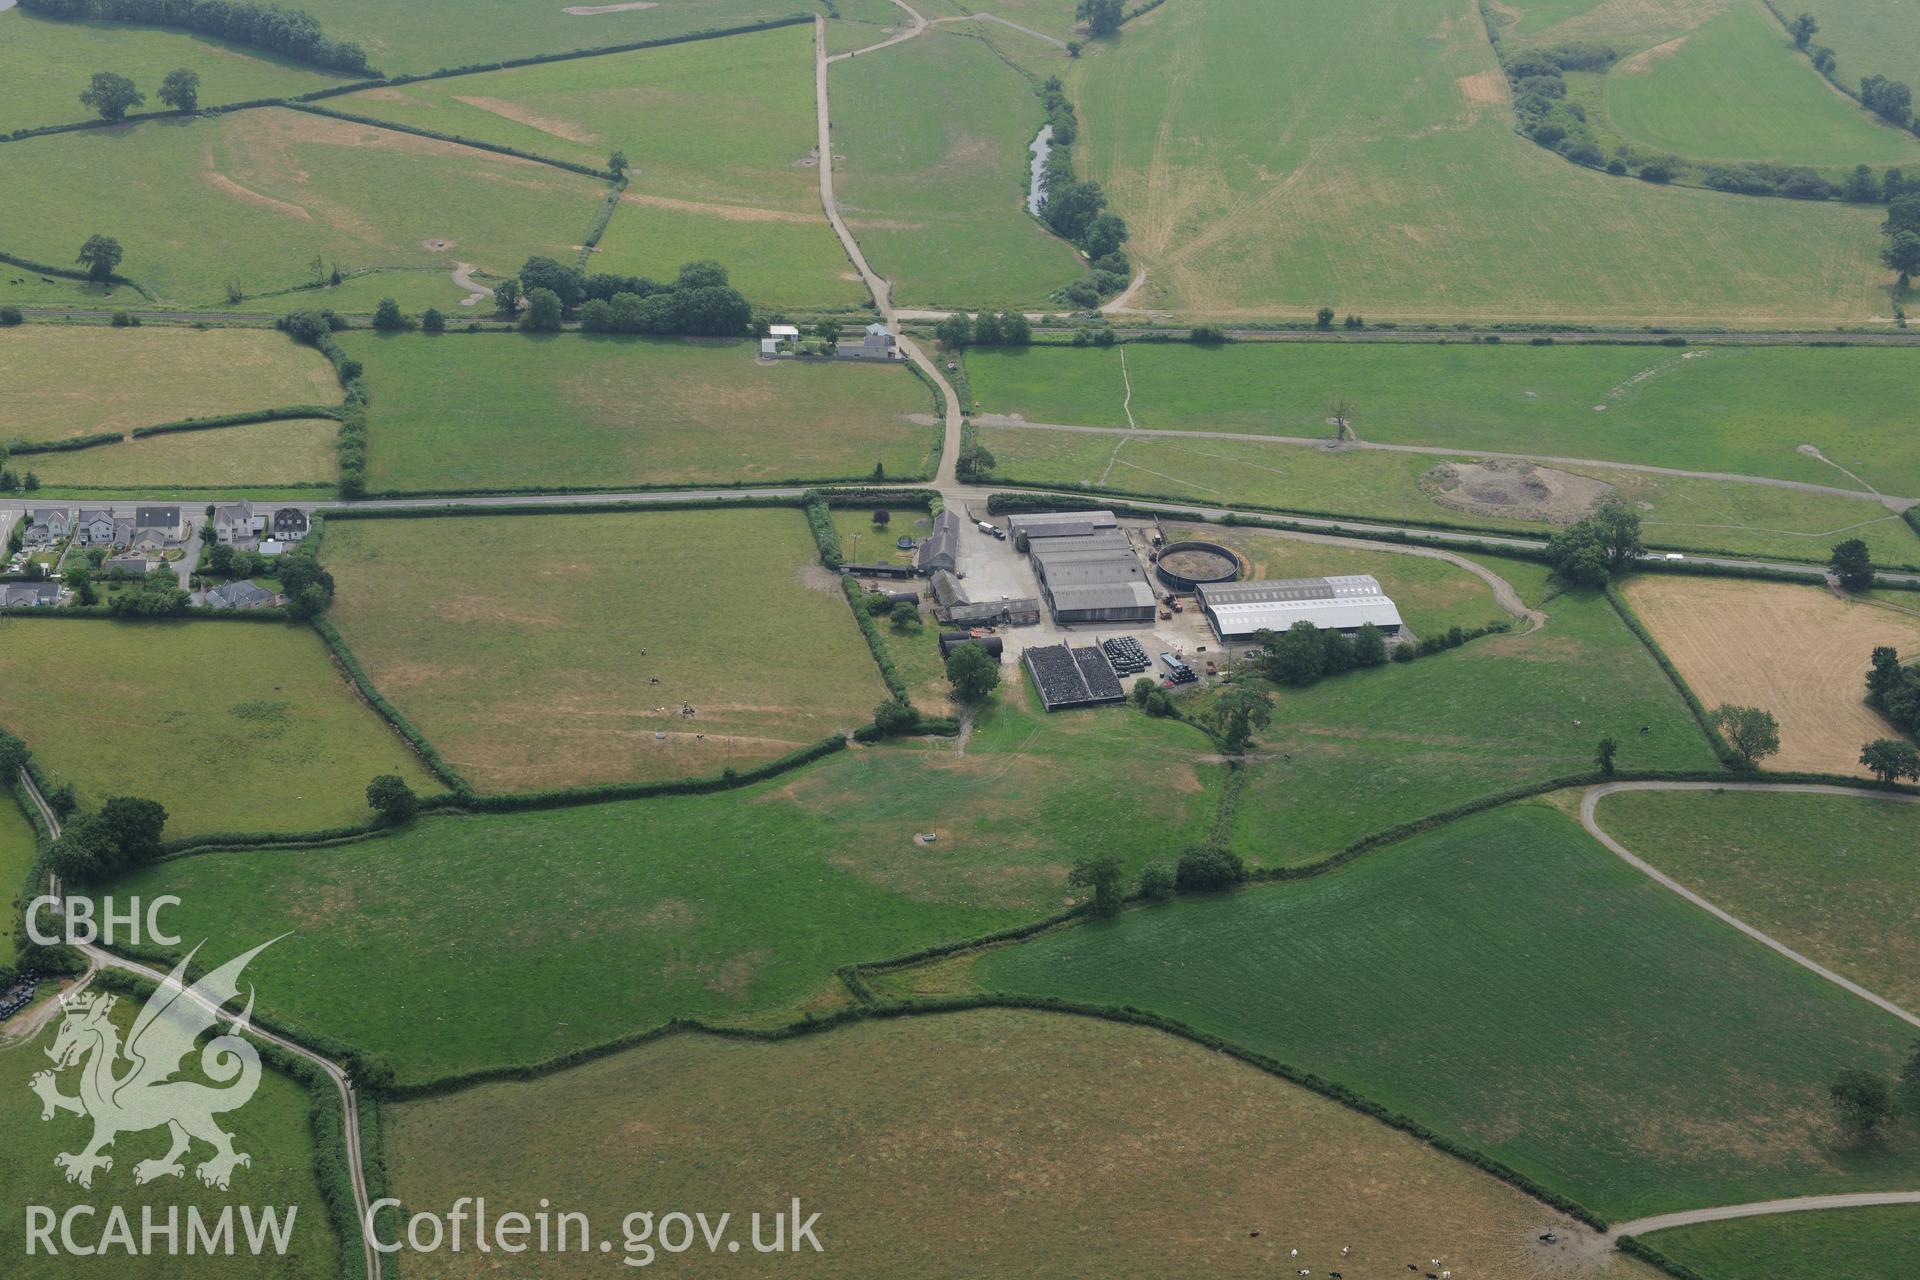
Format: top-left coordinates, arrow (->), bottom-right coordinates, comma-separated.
1621,576 -> 1920,773
321,509 -> 889,793
386,1009 -> 1656,1279
0,327 -> 339,443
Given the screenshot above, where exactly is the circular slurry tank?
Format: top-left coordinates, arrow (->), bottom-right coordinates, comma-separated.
1155,540 -> 1241,591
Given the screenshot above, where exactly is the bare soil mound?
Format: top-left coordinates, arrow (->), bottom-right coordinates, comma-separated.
1422,459 -> 1613,525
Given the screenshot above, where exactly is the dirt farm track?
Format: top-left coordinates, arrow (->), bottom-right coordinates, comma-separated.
1622,577 -> 1920,775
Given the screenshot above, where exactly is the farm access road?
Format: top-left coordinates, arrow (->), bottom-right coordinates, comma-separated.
12,768 -> 384,1280
1609,1191 -> 1920,1241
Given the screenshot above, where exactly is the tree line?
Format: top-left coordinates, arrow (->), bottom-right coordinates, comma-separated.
1035,77 -> 1134,309
21,0 -> 372,75
367,258 -> 755,338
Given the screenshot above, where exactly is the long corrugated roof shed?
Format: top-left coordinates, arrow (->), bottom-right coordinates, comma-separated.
1197,575 -> 1403,637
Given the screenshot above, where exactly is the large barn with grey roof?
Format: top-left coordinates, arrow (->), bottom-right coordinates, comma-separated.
1196,575 -> 1402,642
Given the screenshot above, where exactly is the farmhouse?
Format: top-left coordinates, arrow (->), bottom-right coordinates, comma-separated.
1197,575 -> 1403,643
1024,641 -> 1127,711
916,510 -> 962,574
1006,509 -> 1118,551
1029,528 -> 1156,625
837,322 -> 898,360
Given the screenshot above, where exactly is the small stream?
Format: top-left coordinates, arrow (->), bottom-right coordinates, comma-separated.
1026,124 -> 1053,217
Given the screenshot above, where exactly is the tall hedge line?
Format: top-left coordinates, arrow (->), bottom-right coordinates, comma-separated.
804,494 -> 845,568
839,576 -> 910,701
18,0 -> 375,74
129,404 -> 345,439
325,495 -> 798,521
1603,584 -> 1740,766
458,735 -> 848,812
283,103 -> 615,179
0,249 -> 147,297
6,431 -> 124,455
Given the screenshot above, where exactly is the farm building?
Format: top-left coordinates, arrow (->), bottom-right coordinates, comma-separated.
916,510 -> 962,574
837,323 -> 898,360
1196,576 -> 1403,642
845,561 -> 918,580
1024,641 -> 1127,711
1006,509 -> 1118,550
1029,528 -> 1156,625
931,568 -> 1039,626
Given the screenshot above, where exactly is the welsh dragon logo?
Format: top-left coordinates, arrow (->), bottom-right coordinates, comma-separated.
30,939 -> 278,1191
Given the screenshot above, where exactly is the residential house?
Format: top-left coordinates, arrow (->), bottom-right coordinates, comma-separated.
212,502 -> 263,545
74,509 -> 118,546
205,580 -> 277,611
22,508 -> 70,547
837,322 -> 898,360
102,554 -> 154,577
2,581 -> 61,608
270,508 -> 310,542
134,506 -> 184,547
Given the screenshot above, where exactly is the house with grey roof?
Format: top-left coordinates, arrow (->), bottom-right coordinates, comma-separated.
74,509 -> 118,546
22,508 -> 70,546
2,581 -> 61,608
212,502 -> 262,545
837,322 -> 898,360
133,506 -> 185,548
270,507 -> 310,541
102,554 -> 154,578
205,580 -> 278,611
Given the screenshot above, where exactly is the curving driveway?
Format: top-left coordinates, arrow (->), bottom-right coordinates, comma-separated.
1611,1190 -> 1920,1241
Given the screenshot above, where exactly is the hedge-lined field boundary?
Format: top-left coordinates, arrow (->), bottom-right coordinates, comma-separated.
310,618 -> 471,793
282,102 -> 618,180
7,404 -> 344,456
0,250 -> 149,298
91,967 -> 365,1280
1604,584 -> 1741,767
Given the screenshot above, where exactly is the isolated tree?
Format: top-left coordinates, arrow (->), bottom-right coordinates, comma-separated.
889,600 -> 921,632
811,317 -> 842,347
1713,703 -> 1781,769
158,67 -> 201,113
1590,494 -> 1645,569
871,508 -> 890,527
935,312 -> 972,348
1174,844 -> 1247,892
1830,1068 -> 1897,1137
1207,686 -> 1274,753
955,443 -> 996,482
1314,306 -> 1335,329
1882,230 -> 1920,288
1595,737 -> 1619,775
75,234 -> 124,282
366,775 -> 419,825
93,796 -> 168,873
1812,44 -> 1836,74
1830,538 -> 1875,590
1790,12 -> 1818,48
1067,855 -> 1125,916
1860,738 -> 1920,785
493,277 -> 522,316
945,640 -> 1001,704
1131,676 -> 1158,708
46,820 -> 108,886
420,307 -> 445,334
608,149 -> 629,175
80,71 -> 145,121
371,297 -> 408,331
520,286 -> 564,333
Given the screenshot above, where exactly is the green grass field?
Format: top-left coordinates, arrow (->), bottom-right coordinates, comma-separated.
0,620 -> 440,837
0,109 -> 607,305
1642,1205 -> 1920,1280
0,994 -> 343,1279
968,803 -> 1920,1218
0,800 -> 38,949
1598,1 -> 1918,167
1219,585 -> 1719,866
383,1008 -> 1662,1279
966,341 -> 1920,494
0,327 -> 338,444
1785,0 -> 1920,115
20,419 -> 339,489
1070,0 -> 1891,323
102,701 -> 1220,1081
974,422 -> 1920,567
292,0 -> 815,76
0,8 -> 347,135
333,22 -> 867,307
830,30 -> 1085,307
1596,788 -> 1920,1011
339,332 -> 934,492
321,509 -> 891,791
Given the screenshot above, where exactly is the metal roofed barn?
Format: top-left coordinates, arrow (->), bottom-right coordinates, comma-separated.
1196,575 -> 1403,641
1006,509 -> 1118,550
1028,527 -> 1157,624
915,510 -> 963,574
